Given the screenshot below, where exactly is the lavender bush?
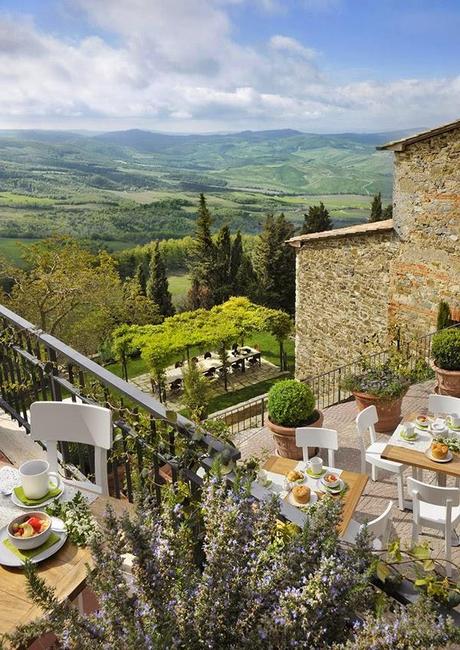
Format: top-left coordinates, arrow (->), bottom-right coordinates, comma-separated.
3,480 -> 459,649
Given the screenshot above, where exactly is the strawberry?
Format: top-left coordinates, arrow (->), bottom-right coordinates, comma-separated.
28,517 -> 43,533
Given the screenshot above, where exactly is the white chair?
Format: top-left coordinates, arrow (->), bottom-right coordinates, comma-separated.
428,394 -> 460,417
342,500 -> 393,550
30,401 -> 113,496
407,477 -> 460,577
356,406 -> 405,511
295,427 -> 338,467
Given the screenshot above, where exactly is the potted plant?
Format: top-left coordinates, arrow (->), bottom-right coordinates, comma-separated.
341,362 -> 410,432
431,328 -> 460,397
267,379 -> 323,459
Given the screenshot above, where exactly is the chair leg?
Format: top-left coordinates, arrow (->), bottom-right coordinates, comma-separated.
445,528 -> 452,578
396,473 -> 404,511
411,522 -> 419,546
371,465 -> 378,482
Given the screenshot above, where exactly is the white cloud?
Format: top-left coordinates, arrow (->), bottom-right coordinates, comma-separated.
0,0 -> 458,132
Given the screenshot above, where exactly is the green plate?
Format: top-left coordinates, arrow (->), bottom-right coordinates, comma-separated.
306,467 -> 326,478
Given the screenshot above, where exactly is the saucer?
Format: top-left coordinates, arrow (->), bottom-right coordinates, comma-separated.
425,449 -> 453,463
11,487 -> 64,509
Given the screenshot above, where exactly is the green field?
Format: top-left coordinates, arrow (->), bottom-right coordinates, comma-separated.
168,274 -> 192,306
0,128 -> 394,252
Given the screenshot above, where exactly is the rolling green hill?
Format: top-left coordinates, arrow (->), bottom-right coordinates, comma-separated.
0,127 -> 403,261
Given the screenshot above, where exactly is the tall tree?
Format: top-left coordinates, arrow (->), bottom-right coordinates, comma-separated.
234,253 -> 258,298
301,202 -> 332,234
214,225 -> 232,303
187,193 -> 216,308
135,253 -> 149,295
369,192 -> 383,222
146,241 -> 175,318
230,229 -> 243,287
383,203 -> 393,219
252,213 -> 296,314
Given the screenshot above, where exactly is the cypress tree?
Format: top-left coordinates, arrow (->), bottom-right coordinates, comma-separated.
369,192 -> 383,222
230,230 -> 243,284
437,301 -> 452,331
135,255 -> 148,296
383,203 -> 393,219
235,253 -> 258,298
146,241 -> 175,317
253,213 -> 296,314
214,225 -> 232,303
187,193 -> 216,307
301,202 -> 332,234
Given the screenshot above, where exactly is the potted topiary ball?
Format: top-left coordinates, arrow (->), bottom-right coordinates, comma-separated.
267,379 -> 323,459
431,328 -> 460,397
341,363 -> 410,432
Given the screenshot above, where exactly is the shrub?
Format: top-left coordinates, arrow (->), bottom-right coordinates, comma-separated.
182,361 -> 211,421
432,328 -> 460,371
437,301 -> 452,331
341,363 -> 410,400
6,481 -> 460,649
267,379 -> 316,427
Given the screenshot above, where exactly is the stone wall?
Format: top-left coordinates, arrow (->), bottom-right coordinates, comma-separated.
389,127 -> 460,336
294,226 -> 399,378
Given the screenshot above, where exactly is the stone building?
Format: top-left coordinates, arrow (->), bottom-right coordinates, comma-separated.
289,119 -> 460,379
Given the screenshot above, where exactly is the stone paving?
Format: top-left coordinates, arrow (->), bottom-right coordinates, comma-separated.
235,379 -> 460,569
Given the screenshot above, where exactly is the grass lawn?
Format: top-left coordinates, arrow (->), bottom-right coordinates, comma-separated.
104,355 -> 149,379
207,374 -> 291,413
246,331 -> 295,371
168,273 -> 191,306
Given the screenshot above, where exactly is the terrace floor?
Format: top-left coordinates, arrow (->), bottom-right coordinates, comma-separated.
235,379 -> 460,569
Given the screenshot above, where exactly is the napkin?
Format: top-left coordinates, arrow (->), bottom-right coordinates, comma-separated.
13,484 -> 62,506
3,532 -> 61,561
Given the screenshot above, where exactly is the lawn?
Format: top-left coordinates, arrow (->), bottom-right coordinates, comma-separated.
168,274 -> 192,306
207,374 -> 291,413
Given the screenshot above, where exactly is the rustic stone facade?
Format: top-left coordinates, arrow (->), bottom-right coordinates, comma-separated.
291,120 -> 460,379
293,223 -> 398,378
389,126 -> 460,335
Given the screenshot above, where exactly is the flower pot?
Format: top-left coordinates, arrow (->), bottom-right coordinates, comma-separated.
267,411 -> 324,460
433,364 -> 460,398
352,391 -> 404,433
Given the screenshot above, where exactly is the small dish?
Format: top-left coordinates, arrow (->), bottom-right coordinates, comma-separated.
7,512 -> 51,550
317,478 -> 346,494
415,415 -> 430,428
425,448 -> 453,463
321,473 -> 340,489
0,526 -> 67,566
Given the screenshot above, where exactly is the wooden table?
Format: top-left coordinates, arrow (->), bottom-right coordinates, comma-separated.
0,462 -> 133,635
262,456 -> 368,535
381,412 -> 460,480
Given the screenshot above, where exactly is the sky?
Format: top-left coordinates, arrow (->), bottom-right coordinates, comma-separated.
0,0 -> 459,133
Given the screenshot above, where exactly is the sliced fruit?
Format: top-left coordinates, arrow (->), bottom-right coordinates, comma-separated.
21,523 -> 35,538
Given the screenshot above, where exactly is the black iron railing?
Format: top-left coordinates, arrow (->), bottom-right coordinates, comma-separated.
0,304 -> 240,504
209,324 -> 459,434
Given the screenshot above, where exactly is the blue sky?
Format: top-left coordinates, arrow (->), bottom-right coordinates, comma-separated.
0,0 -> 459,132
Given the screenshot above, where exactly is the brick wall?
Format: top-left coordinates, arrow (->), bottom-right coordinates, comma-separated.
390,127 -> 460,336
294,225 -> 399,378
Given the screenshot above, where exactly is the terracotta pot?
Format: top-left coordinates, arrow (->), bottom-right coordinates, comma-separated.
267,411 -> 324,460
433,364 -> 460,398
353,391 -> 404,433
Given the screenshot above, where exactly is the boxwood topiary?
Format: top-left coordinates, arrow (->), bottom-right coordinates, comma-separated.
267,379 -> 317,427
432,328 -> 460,371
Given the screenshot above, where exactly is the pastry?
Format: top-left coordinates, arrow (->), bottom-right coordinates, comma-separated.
431,441 -> 449,460
286,470 -> 303,482
292,485 -> 310,504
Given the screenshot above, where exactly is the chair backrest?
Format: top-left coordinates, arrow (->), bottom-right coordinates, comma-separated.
428,394 -> 460,417
30,402 -> 112,495
356,405 -> 378,445
407,477 -> 460,527
361,500 -> 393,548
295,427 -> 338,466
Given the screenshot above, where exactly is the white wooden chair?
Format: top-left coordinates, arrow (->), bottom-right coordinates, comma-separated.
407,477 -> 460,577
342,500 -> 393,550
30,401 -> 113,496
295,427 -> 338,467
428,394 -> 460,417
356,405 -> 405,511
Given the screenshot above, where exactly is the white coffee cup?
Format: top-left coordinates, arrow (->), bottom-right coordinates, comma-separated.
19,460 -> 62,500
309,456 -> 323,475
404,423 -> 416,436
450,414 -> 460,428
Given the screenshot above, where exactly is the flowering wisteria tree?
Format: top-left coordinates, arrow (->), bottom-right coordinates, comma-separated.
4,480 -> 460,649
